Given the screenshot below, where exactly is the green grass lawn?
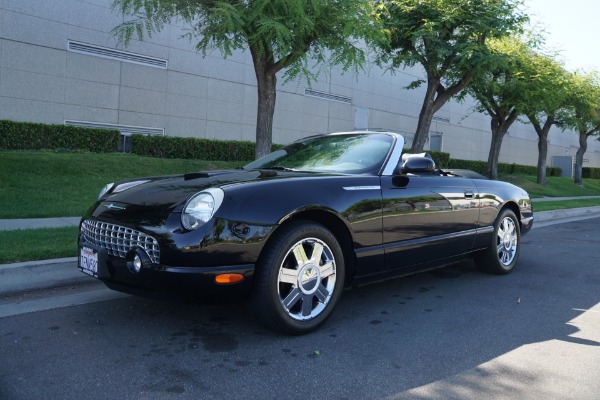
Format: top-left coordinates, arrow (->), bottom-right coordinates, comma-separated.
501,175 -> 600,198
0,227 -> 79,264
532,198 -> 600,212
0,150 -> 246,218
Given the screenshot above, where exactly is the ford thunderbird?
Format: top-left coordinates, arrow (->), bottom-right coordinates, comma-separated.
78,131 -> 533,334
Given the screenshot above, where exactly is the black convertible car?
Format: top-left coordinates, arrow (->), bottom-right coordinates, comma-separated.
78,131 -> 533,334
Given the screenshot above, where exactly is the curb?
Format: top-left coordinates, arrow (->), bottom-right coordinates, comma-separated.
1,207 -> 600,298
533,206 -> 600,222
0,257 -> 94,298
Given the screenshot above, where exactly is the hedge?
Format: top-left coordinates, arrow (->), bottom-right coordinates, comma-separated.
447,158 -> 562,177
131,134 -> 272,162
582,167 -> 600,179
0,120 -> 588,178
0,120 -> 120,152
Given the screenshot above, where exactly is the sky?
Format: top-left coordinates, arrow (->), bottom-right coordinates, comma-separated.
525,0 -> 599,72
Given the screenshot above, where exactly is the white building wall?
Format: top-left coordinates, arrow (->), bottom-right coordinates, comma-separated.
1,0 -> 599,169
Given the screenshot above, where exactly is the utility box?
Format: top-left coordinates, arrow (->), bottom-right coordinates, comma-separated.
552,156 -> 573,178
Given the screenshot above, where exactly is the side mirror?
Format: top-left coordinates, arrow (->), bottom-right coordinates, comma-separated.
398,156 -> 436,174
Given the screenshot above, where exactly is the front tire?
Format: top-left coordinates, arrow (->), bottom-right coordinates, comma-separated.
475,209 -> 521,274
251,221 -> 345,334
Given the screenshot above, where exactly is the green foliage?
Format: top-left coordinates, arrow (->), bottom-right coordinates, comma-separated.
561,72 -> 600,134
130,134 -> 281,161
377,0 -> 527,75
0,120 -> 120,152
428,150 -> 451,168
582,167 -> 600,179
469,36 -> 565,120
375,0 -> 527,153
113,0 -> 380,82
447,158 -> 561,177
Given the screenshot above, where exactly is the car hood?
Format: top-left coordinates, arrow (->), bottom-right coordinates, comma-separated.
100,169 -> 319,213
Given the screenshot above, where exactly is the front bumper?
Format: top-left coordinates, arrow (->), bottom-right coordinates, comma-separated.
78,240 -> 255,300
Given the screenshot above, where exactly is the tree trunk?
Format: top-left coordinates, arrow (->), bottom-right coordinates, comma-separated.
251,47 -> 277,160
486,120 -> 506,180
536,133 -> 548,185
411,80 -> 438,153
254,71 -> 276,159
527,114 -> 554,185
574,131 -> 588,186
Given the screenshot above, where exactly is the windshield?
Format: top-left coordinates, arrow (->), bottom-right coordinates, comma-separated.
243,133 -> 394,174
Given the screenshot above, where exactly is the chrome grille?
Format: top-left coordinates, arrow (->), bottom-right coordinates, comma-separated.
81,219 -> 160,264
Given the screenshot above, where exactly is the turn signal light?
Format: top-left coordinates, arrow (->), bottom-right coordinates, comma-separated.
215,273 -> 245,285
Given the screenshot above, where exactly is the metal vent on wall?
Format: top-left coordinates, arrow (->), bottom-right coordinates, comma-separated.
65,120 -> 164,153
67,40 -> 167,69
432,116 -> 450,123
304,89 -> 352,104
64,120 -> 164,136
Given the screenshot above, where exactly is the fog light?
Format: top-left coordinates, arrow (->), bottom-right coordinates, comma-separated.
126,247 -> 152,274
133,255 -> 142,273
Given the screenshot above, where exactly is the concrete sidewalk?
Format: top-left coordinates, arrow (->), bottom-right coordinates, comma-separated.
1,205 -> 600,299
0,217 -> 81,231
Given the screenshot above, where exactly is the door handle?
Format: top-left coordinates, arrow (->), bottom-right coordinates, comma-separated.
464,190 -> 474,198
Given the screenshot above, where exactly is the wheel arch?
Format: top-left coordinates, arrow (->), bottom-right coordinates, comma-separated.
269,209 -> 357,288
501,201 -> 522,228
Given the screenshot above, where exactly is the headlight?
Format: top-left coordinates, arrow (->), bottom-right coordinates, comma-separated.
98,183 -> 114,200
181,188 -> 225,230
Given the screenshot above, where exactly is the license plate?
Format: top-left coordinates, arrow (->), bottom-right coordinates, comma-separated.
79,247 -> 98,278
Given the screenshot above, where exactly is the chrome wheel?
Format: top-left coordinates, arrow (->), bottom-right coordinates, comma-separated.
496,216 -> 518,266
277,238 -> 337,321
252,221 -> 345,334
475,208 -> 521,275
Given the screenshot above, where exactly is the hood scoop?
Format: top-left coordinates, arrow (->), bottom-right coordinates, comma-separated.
183,169 -> 279,181
184,170 -> 233,181
258,170 -> 278,178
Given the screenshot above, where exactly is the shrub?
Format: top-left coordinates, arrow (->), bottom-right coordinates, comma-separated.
429,150 -> 451,168
130,134 -> 281,162
447,158 -> 561,178
582,167 -> 600,179
0,120 -> 120,152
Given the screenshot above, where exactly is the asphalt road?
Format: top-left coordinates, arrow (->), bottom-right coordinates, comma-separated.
1,218 -> 600,400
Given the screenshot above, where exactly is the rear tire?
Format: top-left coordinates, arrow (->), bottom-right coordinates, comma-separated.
251,221 -> 345,334
475,209 -> 521,275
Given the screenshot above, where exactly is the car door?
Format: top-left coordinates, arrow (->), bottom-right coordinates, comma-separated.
380,174 -> 480,271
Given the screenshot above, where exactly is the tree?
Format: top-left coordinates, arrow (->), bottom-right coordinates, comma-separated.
524,54 -> 570,185
375,0 -> 527,153
562,72 -> 600,186
112,0 -> 379,159
467,37 -> 551,180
